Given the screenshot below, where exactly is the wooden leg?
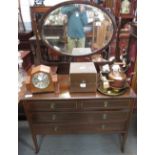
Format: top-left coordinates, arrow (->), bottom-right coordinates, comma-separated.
32,134 -> 39,153
120,133 -> 128,153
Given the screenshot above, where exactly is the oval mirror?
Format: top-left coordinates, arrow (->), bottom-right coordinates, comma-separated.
41,1 -> 116,56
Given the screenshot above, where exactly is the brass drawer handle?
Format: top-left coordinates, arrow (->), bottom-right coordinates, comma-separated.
54,126 -> 58,132
102,114 -> 107,120
52,114 -> 56,121
50,103 -> 55,109
104,101 -> 108,107
101,125 -> 105,130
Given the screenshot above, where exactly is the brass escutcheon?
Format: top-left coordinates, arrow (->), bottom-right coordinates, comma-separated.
104,101 -> 108,107
101,124 -> 105,129
52,114 -> 56,120
102,114 -> 107,120
54,126 -> 58,132
50,103 -> 55,109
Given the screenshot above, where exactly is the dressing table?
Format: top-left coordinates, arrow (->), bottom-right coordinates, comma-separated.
19,1 -> 136,153
20,75 -> 136,153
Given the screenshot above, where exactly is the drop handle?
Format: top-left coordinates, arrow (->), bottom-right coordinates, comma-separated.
52,114 -> 56,121
101,125 -> 105,130
50,103 -> 55,109
104,101 -> 108,107
54,126 -> 58,132
102,114 -> 107,120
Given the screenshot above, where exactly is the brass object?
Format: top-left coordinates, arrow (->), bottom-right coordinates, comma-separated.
101,125 -> 105,130
50,103 -> 55,109
102,114 -> 107,120
54,126 -> 58,132
52,114 -> 56,120
104,101 -> 108,107
108,64 -> 127,89
97,81 -> 128,96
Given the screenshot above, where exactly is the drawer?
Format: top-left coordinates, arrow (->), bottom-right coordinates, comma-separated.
30,111 -> 129,123
81,99 -> 130,110
32,122 -> 126,134
28,100 -> 76,112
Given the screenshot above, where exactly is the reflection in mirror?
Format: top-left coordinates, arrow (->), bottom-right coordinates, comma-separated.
41,3 -> 114,56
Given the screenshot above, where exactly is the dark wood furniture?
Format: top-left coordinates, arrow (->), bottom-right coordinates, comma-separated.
20,50 -> 33,71
18,31 -> 33,50
30,6 -> 51,35
29,36 -> 109,74
20,75 -> 136,153
115,0 -> 136,19
29,36 -> 73,66
109,30 -> 130,57
104,0 -> 136,19
127,22 -> 137,111
19,2 -> 137,153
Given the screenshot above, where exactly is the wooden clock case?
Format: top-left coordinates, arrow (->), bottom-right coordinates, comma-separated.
26,65 -> 54,93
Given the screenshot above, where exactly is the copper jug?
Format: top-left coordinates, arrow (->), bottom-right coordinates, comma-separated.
108,64 -> 127,89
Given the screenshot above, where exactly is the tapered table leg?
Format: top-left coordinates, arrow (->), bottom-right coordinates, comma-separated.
120,133 -> 128,153
32,134 -> 39,153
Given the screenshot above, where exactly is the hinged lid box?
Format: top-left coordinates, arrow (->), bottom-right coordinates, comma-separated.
69,62 -> 97,93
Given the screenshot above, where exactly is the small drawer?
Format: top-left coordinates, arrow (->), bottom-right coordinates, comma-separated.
95,111 -> 129,122
95,122 -> 125,132
30,111 -> 129,123
81,99 -> 130,110
28,100 -> 76,112
32,122 -> 125,134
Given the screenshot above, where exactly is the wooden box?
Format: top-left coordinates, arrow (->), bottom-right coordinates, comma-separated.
69,62 -> 97,93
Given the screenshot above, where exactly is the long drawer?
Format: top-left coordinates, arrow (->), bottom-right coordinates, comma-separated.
26,99 -> 130,112
32,122 -> 126,134
30,111 -> 129,123
27,100 -> 76,112
81,99 -> 130,110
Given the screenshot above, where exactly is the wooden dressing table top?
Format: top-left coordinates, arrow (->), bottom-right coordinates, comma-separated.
19,75 -> 136,102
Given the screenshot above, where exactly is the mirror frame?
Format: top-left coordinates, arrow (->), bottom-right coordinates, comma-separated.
39,0 -> 116,57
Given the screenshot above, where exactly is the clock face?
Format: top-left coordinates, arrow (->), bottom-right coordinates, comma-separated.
32,72 -> 50,89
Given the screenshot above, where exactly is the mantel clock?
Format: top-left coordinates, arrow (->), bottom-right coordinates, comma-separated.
26,65 -> 54,93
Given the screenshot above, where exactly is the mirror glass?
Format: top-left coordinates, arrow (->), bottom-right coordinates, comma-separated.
41,2 -> 115,56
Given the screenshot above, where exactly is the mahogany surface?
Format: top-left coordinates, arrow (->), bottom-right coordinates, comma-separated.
19,74 -> 136,153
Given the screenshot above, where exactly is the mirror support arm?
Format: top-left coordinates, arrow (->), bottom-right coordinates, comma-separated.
32,13 -> 42,65
115,17 -> 122,62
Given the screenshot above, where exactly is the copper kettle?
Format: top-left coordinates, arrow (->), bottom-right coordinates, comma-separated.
108,64 -> 127,89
